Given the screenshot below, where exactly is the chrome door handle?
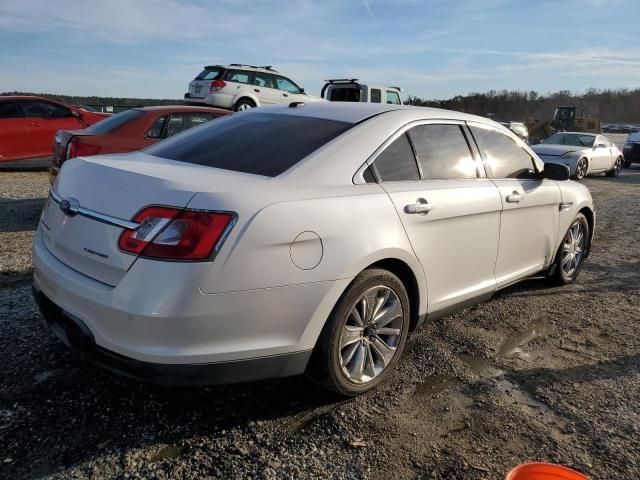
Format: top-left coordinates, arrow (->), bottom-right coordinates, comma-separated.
506,192 -> 523,203
404,202 -> 436,214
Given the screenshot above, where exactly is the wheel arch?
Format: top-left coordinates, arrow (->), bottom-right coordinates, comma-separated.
579,206 -> 595,256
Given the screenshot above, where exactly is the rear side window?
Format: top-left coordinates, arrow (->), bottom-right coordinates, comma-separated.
329,87 -> 361,102
408,124 -> 477,179
0,101 -> 20,119
371,133 -> 420,182
254,73 -> 275,88
471,126 -> 536,179
370,89 -> 381,103
144,113 -> 352,177
226,70 -> 253,84
86,109 -> 144,134
196,67 -> 223,80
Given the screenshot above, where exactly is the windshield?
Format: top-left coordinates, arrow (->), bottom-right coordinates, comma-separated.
195,67 -> 223,81
145,112 -> 353,177
85,109 -> 144,134
545,133 -> 595,147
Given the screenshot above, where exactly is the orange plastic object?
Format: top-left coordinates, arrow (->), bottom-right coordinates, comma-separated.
506,462 -> 590,480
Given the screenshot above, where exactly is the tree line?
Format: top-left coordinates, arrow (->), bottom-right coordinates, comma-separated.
410,88 -> 640,123
4,87 -> 639,123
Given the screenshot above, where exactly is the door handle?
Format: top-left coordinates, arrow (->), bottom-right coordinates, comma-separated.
404,201 -> 436,215
506,191 -> 523,203
29,122 -> 41,126
254,88 -> 260,92
283,93 -> 289,97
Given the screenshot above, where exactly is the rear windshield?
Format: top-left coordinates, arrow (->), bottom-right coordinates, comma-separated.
85,109 -> 144,134
196,67 -> 223,80
144,112 -> 353,177
329,86 -> 361,102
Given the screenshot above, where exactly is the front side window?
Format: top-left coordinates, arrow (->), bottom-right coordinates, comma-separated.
275,76 -> 302,94
471,126 -> 536,179
226,70 -> 253,84
371,133 -> 420,182
0,101 -> 20,119
386,91 -> 401,105
254,73 -> 275,89
408,124 -> 477,179
146,115 -> 167,139
370,89 -> 381,103
18,101 -> 71,119
145,112 -> 352,177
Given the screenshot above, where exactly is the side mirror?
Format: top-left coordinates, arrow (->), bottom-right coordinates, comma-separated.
543,162 -> 570,181
71,110 -> 81,118
299,88 -> 305,94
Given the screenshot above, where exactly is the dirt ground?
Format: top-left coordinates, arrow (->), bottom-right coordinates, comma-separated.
1,162 -> 639,479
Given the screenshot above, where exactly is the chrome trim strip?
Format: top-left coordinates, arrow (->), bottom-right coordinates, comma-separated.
49,189 -> 140,231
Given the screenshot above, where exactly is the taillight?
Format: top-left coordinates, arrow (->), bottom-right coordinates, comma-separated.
66,138 -> 101,160
210,80 -> 226,91
118,206 -> 234,261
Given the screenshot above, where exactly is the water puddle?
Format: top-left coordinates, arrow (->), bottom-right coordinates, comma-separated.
415,375 -> 462,395
499,315 -> 553,356
457,353 -> 504,379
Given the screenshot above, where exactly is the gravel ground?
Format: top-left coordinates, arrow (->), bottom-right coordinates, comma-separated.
1,164 -> 639,479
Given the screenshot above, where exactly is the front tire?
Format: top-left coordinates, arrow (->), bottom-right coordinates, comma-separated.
550,213 -> 589,285
606,157 -> 623,177
308,269 -> 410,396
574,158 -> 588,179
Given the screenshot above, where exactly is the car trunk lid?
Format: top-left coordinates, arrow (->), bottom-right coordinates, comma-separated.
41,152 -> 264,286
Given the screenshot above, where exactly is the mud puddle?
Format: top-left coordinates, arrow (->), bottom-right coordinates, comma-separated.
499,315 -> 554,357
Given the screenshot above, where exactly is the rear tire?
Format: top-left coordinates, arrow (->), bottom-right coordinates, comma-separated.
308,269 -> 410,397
549,213 -> 589,285
234,99 -> 255,112
606,157 -> 623,177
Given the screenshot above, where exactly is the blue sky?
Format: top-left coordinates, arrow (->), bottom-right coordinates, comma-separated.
1,0 -> 638,100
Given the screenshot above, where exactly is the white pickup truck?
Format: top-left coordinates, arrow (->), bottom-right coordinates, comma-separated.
321,79 -> 404,105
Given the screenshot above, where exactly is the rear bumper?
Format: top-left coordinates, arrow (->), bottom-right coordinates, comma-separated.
33,287 -> 311,386
184,92 -> 234,109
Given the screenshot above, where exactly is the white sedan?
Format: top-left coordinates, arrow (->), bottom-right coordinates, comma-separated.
531,132 -> 624,179
33,103 -> 594,396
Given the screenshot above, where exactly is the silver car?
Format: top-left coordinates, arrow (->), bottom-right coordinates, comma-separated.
532,132 -> 624,179
33,103 -> 594,396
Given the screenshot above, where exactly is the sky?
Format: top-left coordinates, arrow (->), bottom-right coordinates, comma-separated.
0,0 -> 639,100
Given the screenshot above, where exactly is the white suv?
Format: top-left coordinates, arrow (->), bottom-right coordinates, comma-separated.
321,79 -> 404,105
185,64 -> 323,111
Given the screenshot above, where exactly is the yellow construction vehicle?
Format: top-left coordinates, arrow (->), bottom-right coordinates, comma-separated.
525,106 -> 600,144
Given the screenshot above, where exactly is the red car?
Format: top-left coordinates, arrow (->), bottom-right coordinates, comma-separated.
0,96 -> 109,164
51,106 -> 229,176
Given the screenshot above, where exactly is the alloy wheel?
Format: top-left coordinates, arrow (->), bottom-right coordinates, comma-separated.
339,286 -> 404,384
561,221 -> 585,277
575,159 -> 587,179
614,157 -> 623,174
236,103 -> 252,111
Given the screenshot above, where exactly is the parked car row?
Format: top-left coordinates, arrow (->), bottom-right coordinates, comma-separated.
34,101 -> 595,396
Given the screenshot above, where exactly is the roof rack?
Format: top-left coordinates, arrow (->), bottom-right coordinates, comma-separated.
324,78 -> 360,84
228,64 -> 278,72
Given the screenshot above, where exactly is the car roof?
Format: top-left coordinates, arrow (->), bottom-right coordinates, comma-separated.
259,102 -> 495,125
133,105 -> 229,114
204,64 -> 278,73
558,132 -> 597,136
0,95 -> 63,102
